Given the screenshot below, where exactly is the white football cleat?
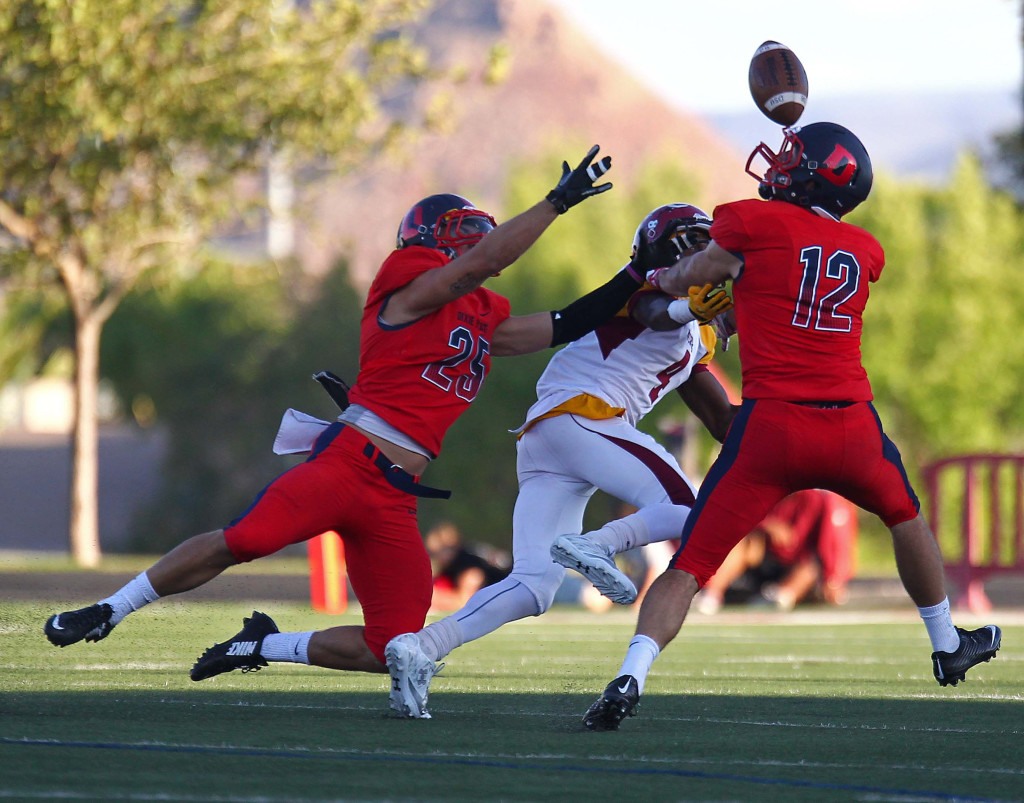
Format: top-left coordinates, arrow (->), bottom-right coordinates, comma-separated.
551,534 -> 638,605
385,633 -> 442,719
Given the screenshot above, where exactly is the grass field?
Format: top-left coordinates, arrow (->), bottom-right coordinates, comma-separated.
1,599 -> 1021,802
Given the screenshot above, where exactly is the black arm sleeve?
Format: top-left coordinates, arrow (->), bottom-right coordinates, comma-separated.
549,268 -> 642,347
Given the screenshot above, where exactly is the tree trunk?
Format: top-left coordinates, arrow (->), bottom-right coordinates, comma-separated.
70,311 -> 103,567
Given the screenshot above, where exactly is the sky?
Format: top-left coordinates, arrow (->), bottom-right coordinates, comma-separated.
545,0 -> 1022,115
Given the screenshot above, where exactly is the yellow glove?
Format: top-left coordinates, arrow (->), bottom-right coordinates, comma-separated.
688,283 -> 733,323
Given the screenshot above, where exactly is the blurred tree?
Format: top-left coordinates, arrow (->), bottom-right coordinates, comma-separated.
0,270 -> 69,384
0,0 -> 454,564
993,0 -> 1024,196
102,257 -> 362,551
852,154 -> 1024,467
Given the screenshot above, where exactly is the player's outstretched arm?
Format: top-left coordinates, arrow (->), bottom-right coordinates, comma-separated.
492,204 -> 692,356
491,262 -> 643,356
386,146 -> 612,324
677,369 -> 739,443
648,241 -> 742,298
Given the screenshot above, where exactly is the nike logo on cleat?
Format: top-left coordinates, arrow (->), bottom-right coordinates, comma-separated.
618,681 -> 632,694
226,640 -> 257,656
50,616 -> 64,631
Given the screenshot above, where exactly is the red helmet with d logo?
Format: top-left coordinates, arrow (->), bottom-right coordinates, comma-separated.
396,194 -> 497,258
746,122 -> 873,218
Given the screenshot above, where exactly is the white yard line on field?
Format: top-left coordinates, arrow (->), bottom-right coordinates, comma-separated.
151,696 -> 1024,734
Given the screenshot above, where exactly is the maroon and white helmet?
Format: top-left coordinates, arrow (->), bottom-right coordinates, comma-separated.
631,203 -> 713,270
396,194 -> 497,258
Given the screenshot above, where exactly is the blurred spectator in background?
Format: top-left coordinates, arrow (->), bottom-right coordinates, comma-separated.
426,522 -> 511,612
696,489 -> 857,614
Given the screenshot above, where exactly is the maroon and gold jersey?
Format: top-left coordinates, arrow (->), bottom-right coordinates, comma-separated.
347,246 -> 512,456
711,199 -> 885,401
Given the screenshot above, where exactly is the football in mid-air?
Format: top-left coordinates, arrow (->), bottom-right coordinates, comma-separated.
748,41 -> 808,126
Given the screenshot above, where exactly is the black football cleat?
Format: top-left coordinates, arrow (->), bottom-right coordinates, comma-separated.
932,625 -> 1002,687
583,674 -> 640,731
44,603 -> 115,647
190,611 -> 279,681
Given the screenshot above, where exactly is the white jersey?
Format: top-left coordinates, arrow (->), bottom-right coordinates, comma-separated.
518,308 -> 717,430
451,296 -> 721,635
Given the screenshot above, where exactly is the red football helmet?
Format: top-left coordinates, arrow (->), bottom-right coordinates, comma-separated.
396,194 -> 497,258
746,122 -> 873,218
631,203 -> 713,270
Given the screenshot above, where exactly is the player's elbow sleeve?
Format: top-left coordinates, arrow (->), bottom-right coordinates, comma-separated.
549,270 -> 640,347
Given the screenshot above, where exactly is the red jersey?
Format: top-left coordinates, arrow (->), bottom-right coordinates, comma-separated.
347,246 -> 512,457
710,199 -> 885,401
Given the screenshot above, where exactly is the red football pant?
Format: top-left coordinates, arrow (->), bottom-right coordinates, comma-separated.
224,424 -> 432,661
672,399 -> 919,586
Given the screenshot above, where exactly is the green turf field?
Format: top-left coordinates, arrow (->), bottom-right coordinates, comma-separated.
1,600 -> 1020,801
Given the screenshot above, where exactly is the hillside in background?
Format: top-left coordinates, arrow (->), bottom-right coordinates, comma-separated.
257,1 -> 1020,286
281,0 -> 755,285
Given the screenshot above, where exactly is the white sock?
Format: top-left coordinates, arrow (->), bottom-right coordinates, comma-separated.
99,572 -> 160,625
260,631 -> 313,664
918,597 -> 960,653
587,516 -> 646,553
418,616 -> 465,663
617,634 -> 660,694
589,503 -> 690,553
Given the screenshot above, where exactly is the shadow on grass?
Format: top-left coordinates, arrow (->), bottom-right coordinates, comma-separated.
1,689 -> 1020,801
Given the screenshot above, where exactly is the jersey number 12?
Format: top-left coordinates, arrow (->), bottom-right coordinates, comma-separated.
792,246 -> 861,333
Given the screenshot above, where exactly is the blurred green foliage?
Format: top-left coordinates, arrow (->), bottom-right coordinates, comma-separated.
0,0 -> 455,560
853,155 -> 1024,465
101,258 -> 363,552
0,0 -> 447,330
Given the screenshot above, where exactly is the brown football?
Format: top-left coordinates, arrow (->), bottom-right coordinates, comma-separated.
748,41 -> 808,126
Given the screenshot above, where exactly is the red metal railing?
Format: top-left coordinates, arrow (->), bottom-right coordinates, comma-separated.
923,454 -> 1024,612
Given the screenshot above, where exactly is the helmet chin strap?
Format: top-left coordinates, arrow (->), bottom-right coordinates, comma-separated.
810,206 -> 840,221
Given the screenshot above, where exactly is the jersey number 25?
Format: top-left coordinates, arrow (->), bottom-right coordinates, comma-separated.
422,325 -> 490,402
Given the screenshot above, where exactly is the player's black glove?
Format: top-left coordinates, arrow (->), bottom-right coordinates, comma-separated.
546,145 -> 612,214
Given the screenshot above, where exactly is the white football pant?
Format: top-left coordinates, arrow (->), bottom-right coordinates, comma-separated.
452,413 -> 694,642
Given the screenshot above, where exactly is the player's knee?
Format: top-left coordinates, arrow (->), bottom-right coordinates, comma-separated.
510,563 -> 564,614
203,529 -> 242,567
